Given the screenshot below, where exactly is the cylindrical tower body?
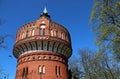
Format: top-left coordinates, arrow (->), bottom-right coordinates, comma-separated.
13,8 -> 72,79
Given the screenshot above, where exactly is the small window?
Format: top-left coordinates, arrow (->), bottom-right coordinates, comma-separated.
22,33 -> 24,39
54,31 -> 56,36
43,65 -> 45,74
38,65 -> 42,73
55,66 -> 57,76
40,29 -> 45,35
43,29 -> 45,35
26,31 -> 29,37
22,68 -> 25,79
55,66 -> 61,76
22,67 -> 28,79
25,67 -> 28,77
29,30 -> 31,36
38,65 -> 45,74
62,33 -> 64,39
56,31 -> 58,37
32,30 -> 34,36
51,29 -> 54,36
40,29 -> 43,35
58,66 -> 61,76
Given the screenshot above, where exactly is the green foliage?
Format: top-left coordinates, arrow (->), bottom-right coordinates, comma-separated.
90,0 -> 120,60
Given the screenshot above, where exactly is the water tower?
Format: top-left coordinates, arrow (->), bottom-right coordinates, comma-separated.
13,7 -> 72,79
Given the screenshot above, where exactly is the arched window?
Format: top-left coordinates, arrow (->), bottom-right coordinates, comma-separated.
22,67 -> 28,79
56,31 -> 58,37
40,29 -> 45,35
43,29 -> 45,35
58,66 -> 61,76
29,30 -> 31,36
66,35 -> 68,42
38,65 -> 45,74
40,29 -> 43,35
22,68 -> 25,79
55,66 -> 57,75
62,33 -> 65,39
38,65 -> 42,73
20,34 -> 22,39
54,31 -> 56,36
32,30 -> 34,36
26,31 -> 29,37
43,65 -> 45,74
22,33 -> 24,39
55,66 -> 61,76
51,29 -> 53,36
25,67 -> 28,77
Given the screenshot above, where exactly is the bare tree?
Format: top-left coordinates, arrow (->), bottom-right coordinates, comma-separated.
78,48 -> 120,79
69,58 -> 84,79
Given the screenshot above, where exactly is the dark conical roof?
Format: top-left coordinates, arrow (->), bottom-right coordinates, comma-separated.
40,6 -> 50,19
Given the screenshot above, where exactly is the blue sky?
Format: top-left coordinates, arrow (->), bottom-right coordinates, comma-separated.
0,0 -> 97,79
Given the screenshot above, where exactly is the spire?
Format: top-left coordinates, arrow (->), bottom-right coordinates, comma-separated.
40,6 -> 50,19
43,6 -> 48,14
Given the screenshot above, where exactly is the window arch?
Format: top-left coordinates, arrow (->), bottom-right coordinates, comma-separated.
43,29 -> 45,35
25,67 -> 28,77
55,66 -> 61,76
43,65 -> 45,74
51,29 -> 54,36
22,33 -> 25,39
58,66 -> 61,76
32,29 -> 34,36
55,66 -> 57,75
56,31 -> 58,37
26,31 -> 29,37
38,65 -> 42,73
29,30 -> 31,36
62,33 -> 64,39
22,67 -> 28,79
39,28 -> 45,35
40,28 -> 43,35
38,65 -> 45,74
22,68 -> 25,79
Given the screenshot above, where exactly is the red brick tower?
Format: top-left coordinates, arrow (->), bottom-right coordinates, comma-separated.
13,7 -> 72,79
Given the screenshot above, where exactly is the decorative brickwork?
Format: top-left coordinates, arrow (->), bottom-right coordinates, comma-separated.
13,7 -> 72,79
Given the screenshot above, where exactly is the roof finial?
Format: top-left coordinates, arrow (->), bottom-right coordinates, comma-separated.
43,6 -> 48,14
40,5 -> 50,19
